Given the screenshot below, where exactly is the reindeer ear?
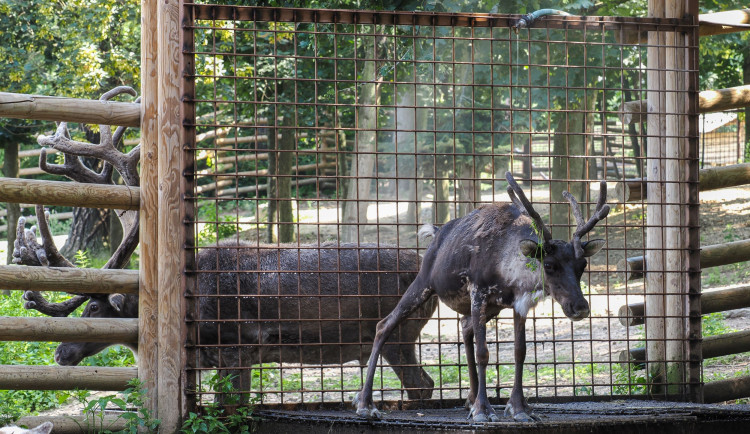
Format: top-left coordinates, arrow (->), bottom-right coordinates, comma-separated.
519,239 -> 542,260
31,421 -> 54,434
108,293 -> 125,313
582,239 -> 605,257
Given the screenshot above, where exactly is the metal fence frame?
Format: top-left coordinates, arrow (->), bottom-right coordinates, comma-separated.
179,3 -> 700,412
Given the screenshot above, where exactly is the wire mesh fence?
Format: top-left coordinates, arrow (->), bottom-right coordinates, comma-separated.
699,109 -> 745,167
180,4 -> 699,411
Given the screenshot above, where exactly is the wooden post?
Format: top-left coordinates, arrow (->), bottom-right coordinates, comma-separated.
157,0 -> 186,431
139,0 -> 159,424
645,0 -> 667,391
664,0 -> 688,394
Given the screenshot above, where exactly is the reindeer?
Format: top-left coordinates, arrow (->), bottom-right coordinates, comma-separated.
0,422 -> 53,434
355,172 -> 609,422
13,86 -> 436,402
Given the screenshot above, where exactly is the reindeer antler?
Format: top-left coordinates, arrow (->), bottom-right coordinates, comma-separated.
506,171 -> 552,243
16,87 -> 141,317
562,180 -> 610,258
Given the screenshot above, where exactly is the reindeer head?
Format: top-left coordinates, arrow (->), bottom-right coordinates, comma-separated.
54,294 -> 136,366
507,172 -> 609,321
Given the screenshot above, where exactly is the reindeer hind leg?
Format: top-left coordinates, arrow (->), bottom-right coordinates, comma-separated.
354,278 -> 434,418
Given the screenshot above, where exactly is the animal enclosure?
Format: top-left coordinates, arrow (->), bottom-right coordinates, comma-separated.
181,4 -> 699,412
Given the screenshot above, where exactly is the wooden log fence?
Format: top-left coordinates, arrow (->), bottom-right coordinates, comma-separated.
0,365 -> 136,391
0,92 -> 140,127
618,239 -> 750,281
0,265 -> 139,294
0,177 -> 140,210
704,375 -> 750,403
622,85 -> 750,125
0,317 -> 138,343
619,285 -> 750,326
620,329 -> 750,369
616,163 -> 750,202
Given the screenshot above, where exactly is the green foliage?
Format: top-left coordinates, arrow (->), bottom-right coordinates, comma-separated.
0,293 -> 74,416
74,249 -> 91,268
197,204 -> 239,245
0,292 -> 135,417
182,374 -> 258,434
72,379 -> 160,434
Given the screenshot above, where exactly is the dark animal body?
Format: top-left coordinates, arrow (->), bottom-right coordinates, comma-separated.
196,241 -> 436,400
355,172 -> 608,422
55,241 -> 436,401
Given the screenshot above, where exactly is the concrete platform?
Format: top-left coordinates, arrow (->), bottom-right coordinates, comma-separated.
255,400 -> 750,433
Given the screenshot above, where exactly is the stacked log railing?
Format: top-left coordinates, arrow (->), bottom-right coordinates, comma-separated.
616,6 -> 750,402
0,93 -> 141,431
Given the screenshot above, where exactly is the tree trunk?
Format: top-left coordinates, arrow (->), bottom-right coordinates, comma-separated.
549,109 -> 589,240
2,141 -> 20,294
60,207 -> 111,261
266,125 -> 277,243
59,156 -> 112,262
342,37 -> 379,243
277,115 -> 295,243
396,89 -> 418,245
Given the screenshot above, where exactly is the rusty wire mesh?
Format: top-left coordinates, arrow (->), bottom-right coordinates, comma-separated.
699,109 -> 745,167
180,4 -> 699,411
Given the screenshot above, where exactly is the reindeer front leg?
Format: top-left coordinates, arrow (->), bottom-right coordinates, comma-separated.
467,284 -> 500,422
505,309 -> 539,422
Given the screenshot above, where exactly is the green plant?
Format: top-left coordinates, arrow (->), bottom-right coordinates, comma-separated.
72,379 -> 159,434
702,312 -> 735,337
74,249 -> 91,268
182,374 -> 258,434
198,204 -> 238,245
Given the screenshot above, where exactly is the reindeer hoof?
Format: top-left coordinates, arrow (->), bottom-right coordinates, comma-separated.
353,392 -> 381,419
469,406 -> 500,423
512,412 -> 536,422
356,407 -> 381,419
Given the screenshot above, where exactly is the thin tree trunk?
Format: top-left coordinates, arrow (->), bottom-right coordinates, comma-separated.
550,111 -> 587,240
342,37 -> 379,243
267,125 -> 278,243
396,89 -> 418,245
277,115 -> 295,243
60,207 -> 110,261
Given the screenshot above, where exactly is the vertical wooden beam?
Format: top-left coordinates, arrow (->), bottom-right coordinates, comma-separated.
664,0 -> 688,394
157,0 -> 185,431
139,0 -> 159,423
646,0 -> 667,392
685,0 -> 703,404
